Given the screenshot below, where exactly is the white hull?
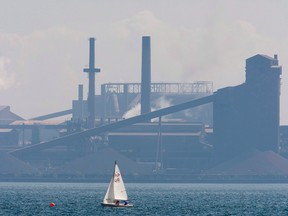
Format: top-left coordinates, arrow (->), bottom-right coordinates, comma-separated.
101,202 -> 133,207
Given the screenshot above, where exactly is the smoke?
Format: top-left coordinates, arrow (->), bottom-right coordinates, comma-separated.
1,2 -> 287,122
122,96 -> 172,120
0,56 -> 14,90
0,28 -> 86,118
151,96 -> 173,122
152,96 -> 172,111
122,103 -> 141,119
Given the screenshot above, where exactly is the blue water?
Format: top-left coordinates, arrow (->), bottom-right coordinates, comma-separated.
0,183 -> 288,215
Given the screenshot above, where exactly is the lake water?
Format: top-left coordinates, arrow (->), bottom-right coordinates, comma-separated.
0,182 -> 288,215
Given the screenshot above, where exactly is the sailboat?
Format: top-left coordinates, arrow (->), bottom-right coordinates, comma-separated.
101,161 -> 133,207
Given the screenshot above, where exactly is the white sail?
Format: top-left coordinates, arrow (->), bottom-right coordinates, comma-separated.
102,161 -> 128,204
103,177 -> 114,204
113,163 -> 128,200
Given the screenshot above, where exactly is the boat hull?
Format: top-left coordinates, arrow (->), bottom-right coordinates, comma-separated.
101,202 -> 133,207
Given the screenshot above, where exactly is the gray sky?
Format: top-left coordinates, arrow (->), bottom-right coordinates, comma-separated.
0,0 -> 288,123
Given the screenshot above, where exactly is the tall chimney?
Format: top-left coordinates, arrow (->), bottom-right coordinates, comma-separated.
78,84 -> 83,120
83,38 -> 101,128
141,36 -> 151,115
78,84 -> 83,101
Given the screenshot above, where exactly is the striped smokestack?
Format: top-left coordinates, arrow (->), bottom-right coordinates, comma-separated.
141,36 -> 151,115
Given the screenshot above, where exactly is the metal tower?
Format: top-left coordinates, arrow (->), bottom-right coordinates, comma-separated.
83,38 -> 101,128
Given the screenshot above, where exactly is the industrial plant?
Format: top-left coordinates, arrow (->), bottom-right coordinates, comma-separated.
0,36 -> 287,182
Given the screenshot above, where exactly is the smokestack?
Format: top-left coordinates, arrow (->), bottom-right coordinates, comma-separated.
78,84 -> 83,120
83,37 -> 101,128
78,84 -> 83,101
141,36 -> 151,115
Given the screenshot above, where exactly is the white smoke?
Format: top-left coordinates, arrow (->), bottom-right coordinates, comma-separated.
122,96 -> 173,120
151,96 -> 173,122
122,103 -> 141,119
152,96 -> 172,110
0,57 -> 14,90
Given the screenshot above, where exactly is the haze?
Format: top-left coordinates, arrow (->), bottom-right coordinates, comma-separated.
0,0 -> 288,124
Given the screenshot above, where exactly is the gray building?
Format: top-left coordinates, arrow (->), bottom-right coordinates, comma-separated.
213,54 -> 282,162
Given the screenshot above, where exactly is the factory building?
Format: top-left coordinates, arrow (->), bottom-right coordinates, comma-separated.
72,82 -> 213,126
69,36 -> 213,173
0,106 -> 23,146
0,106 -> 23,125
108,122 -> 211,172
70,82 -> 213,173
0,35 -> 287,182
213,54 -> 282,162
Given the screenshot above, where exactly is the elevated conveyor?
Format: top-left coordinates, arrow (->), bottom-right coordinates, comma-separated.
10,95 -> 214,157
29,109 -> 72,121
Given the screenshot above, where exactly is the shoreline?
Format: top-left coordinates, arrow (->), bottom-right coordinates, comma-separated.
1,175 -> 288,184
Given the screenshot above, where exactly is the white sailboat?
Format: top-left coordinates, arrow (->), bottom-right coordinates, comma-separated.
101,161 -> 133,207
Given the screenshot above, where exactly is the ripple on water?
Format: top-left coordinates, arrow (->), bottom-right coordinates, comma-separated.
0,183 -> 288,215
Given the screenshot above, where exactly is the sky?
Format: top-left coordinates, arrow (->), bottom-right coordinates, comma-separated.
0,0 -> 288,123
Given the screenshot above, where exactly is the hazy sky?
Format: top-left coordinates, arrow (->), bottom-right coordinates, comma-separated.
1,0 -> 288,123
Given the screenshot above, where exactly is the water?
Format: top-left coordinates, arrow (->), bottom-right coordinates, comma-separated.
0,182 -> 288,215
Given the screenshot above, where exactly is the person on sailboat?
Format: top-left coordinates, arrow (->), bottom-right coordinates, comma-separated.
124,201 -> 128,206
115,200 -> 120,206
